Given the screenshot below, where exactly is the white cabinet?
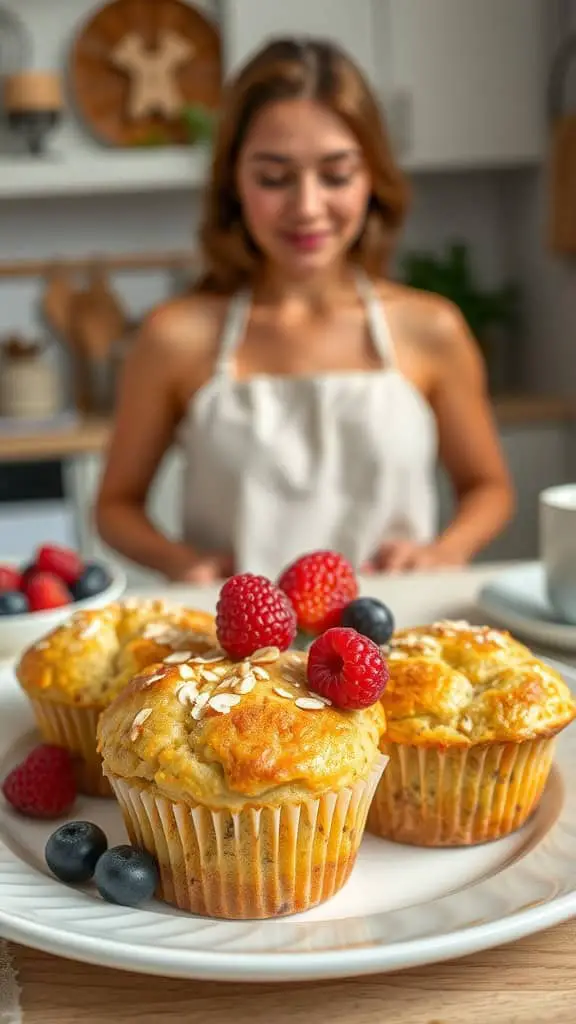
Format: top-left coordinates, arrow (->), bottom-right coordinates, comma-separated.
220,0 -> 379,83
221,0 -> 545,171
378,0 -> 545,169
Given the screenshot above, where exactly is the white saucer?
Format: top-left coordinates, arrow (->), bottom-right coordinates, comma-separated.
477,562 -> 576,653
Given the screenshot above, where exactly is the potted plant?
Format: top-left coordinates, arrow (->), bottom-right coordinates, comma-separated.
400,242 -> 520,394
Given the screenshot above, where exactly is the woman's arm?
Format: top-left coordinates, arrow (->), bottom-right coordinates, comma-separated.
370,300 -> 514,572
95,307 -> 229,582
428,303 -> 514,560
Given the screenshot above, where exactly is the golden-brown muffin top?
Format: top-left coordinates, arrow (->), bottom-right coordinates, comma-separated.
381,620 -> 576,746
16,598 -> 217,708
97,646 -> 386,807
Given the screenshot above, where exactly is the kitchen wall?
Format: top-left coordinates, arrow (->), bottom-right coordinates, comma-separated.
0,0 -> 573,401
0,171 -> 511,334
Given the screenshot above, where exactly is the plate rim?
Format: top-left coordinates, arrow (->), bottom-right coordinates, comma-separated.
2,658 -> 576,983
1,892 -> 575,982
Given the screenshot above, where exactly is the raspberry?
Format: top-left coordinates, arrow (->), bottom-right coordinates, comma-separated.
216,573 -> 297,659
35,544 -> 84,585
27,572 -> 71,612
0,565 -> 22,591
278,550 -> 358,635
307,627 -> 389,710
2,745 -> 77,819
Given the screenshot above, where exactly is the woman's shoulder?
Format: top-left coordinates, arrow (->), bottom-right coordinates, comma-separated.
374,279 -> 468,348
140,291 -> 231,358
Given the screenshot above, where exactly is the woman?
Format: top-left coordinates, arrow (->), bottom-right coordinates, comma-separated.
96,37 -> 513,582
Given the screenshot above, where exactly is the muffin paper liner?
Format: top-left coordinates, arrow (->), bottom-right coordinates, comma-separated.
108,754 -> 388,919
367,737 -> 556,847
29,698 -> 110,797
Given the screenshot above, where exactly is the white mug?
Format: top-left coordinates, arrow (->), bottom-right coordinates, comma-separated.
540,484 -> 576,624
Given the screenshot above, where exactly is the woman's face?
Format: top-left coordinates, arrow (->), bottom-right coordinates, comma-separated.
236,98 -> 371,278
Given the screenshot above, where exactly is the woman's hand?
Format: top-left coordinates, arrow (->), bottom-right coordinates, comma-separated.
362,540 -> 467,574
166,551 -> 235,584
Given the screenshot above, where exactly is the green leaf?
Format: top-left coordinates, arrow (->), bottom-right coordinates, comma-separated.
181,103 -> 216,144
400,241 -> 520,338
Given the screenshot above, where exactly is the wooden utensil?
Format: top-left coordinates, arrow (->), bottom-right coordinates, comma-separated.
42,263 -> 76,343
548,34 -> 576,254
70,263 -> 128,412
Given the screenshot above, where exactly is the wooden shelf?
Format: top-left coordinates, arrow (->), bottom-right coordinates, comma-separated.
0,146 -> 210,200
0,417 -> 112,462
0,397 -> 573,464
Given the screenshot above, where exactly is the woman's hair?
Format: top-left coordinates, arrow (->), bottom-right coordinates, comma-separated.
198,36 -> 409,292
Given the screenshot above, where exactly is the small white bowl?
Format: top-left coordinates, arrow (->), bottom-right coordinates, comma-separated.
0,558 -> 126,661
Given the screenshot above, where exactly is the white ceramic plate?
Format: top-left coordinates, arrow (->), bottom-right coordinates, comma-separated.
477,562 -> 576,653
1,659 -> 576,984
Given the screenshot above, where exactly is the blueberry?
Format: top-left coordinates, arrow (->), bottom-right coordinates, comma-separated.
0,590 -> 29,615
45,821 -> 108,883
70,562 -> 112,602
94,845 -> 158,907
341,597 -> 395,645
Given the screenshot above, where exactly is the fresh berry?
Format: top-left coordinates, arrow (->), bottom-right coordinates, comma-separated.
0,590 -> 29,615
2,744 -> 76,819
70,562 -> 112,601
341,597 -> 395,645
45,821 -> 108,884
26,572 -> 71,612
0,566 -> 22,591
35,544 -> 83,586
94,845 -> 159,907
20,562 -> 40,590
216,573 -> 297,659
307,627 -> 389,710
278,550 -> 358,635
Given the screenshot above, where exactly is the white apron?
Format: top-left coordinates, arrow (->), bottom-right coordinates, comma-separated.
178,273 -> 438,577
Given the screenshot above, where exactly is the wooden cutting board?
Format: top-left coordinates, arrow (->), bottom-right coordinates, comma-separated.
69,0 -> 222,147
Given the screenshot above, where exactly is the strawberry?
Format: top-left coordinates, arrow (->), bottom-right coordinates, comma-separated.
35,544 -> 83,586
27,572 -> 71,612
0,565 -> 22,591
2,744 -> 77,819
307,627 -> 389,710
216,573 -> 297,659
278,550 -> 359,635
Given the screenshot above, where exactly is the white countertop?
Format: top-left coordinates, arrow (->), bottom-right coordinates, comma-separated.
129,561 -> 573,667
131,562 -> 503,619
130,562 -> 500,619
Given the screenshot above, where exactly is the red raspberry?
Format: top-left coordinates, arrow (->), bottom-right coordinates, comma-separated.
278,550 -> 358,635
35,544 -> 83,585
216,573 -> 297,659
27,572 -> 71,612
2,745 -> 77,819
0,565 -> 22,591
307,627 -> 389,710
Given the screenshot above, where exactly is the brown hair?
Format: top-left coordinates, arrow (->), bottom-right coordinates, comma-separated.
198,37 -> 409,293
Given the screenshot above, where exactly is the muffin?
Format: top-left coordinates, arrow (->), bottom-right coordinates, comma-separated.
367,620 -> 576,847
97,646 -> 387,919
16,598 -> 217,797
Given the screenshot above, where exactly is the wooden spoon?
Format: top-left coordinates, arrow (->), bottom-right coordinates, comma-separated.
41,263 -> 76,344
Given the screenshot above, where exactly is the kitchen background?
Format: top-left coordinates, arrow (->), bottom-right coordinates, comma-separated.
0,0 -> 575,587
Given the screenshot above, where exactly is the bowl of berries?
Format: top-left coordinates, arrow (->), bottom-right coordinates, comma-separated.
0,543 -> 126,658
